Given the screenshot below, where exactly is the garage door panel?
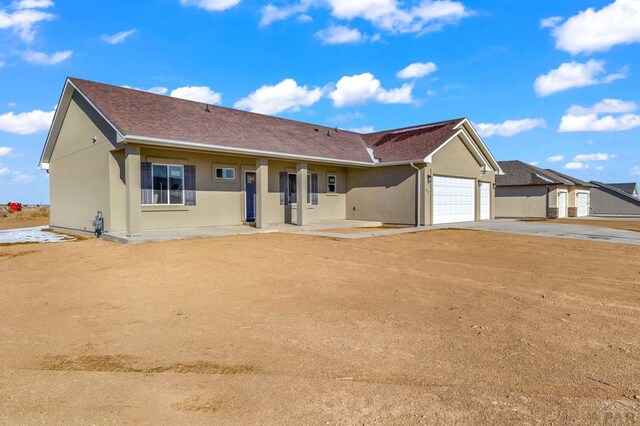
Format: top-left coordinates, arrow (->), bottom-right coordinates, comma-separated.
480,182 -> 490,220
433,176 -> 475,224
577,193 -> 589,217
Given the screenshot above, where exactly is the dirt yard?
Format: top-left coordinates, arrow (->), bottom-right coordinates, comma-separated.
1,230 -> 639,424
549,219 -> 640,232
0,207 -> 49,230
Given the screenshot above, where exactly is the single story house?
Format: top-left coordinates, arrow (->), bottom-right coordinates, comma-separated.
495,160 -> 592,218
589,181 -> 640,216
39,78 -> 503,237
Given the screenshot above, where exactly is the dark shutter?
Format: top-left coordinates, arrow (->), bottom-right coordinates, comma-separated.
279,172 -> 288,205
311,174 -> 318,205
184,165 -> 196,206
141,162 -> 152,204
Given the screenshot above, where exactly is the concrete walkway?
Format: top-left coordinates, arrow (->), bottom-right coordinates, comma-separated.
101,220 -> 382,244
453,219 -> 640,246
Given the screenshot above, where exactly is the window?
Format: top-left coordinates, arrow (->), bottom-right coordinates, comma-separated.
152,164 -> 184,205
307,174 -> 318,204
287,174 -> 297,204
327,174 -> 337,194
215,167 -> 236,180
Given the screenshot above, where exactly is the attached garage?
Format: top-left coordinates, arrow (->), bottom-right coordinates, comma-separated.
432,176 -> 476,224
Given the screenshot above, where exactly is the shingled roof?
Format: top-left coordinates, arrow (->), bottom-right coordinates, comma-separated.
607,182 -> 638,195
496,160 -> 590,187
361,119 -> 463,163
60,78 -> 470,165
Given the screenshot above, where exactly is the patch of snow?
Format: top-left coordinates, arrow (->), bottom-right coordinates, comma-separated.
534,173 -> 555,184
0,226 -> 75,244
366,147 -> 380,164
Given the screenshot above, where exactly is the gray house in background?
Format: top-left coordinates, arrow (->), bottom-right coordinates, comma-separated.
495,160 -> 592,219
589,181 -> 640,216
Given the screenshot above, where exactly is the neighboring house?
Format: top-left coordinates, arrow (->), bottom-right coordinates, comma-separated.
495,160 -> 592,218
39,78 -> 502,237
589,181 -> 640,216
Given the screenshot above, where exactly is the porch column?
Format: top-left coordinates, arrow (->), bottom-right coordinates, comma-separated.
296,162 -> 308,226
125,144 -> 142,237
255,158 -> 269,229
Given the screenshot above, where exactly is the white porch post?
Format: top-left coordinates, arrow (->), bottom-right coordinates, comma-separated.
255,158 -> 269,229
125,144 -> 142,236
296,162 -> 308,226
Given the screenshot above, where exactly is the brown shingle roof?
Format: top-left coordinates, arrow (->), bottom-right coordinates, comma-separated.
361,119 -> 462,162
69,78 -> 466,164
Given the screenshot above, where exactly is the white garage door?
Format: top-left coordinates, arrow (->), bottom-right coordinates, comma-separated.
577,193 -> 589,217
433,176 -> 476,224
479,182 -> 491,220
558,191 -> 568,218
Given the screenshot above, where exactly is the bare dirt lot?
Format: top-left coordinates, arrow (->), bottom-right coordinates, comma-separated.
0,207 -> 49,230
1,230 -> 639,424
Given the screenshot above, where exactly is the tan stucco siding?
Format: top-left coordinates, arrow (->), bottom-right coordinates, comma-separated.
427,135 -> 495,223
49,94 -> 118,232
495,186 -> 548,218
346,165 -> 417,224
131,149 -> 347,230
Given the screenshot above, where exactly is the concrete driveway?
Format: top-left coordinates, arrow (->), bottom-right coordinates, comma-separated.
454,219 -> 640,246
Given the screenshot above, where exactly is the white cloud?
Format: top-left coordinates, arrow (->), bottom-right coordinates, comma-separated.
559,113 -> 640,132
260,0 -> 471,35
179,0 -> 240,11
328,0 -> 470,34
631,166 -> 640,176
234,78 -> 322,114
0,147 -> 13,157
573,153 -> 615,162
396,61 -> 438,79
546,155 -> 564,162
475,118 -> 546,137
534,59 -> 625,97
260,1 -> 314,26
0,108 -> 54,134
348,126 -> 375,133
565,162 -> 588,170
567,98 -> 637,115
540,16 -> 562,28
528,161 -> 539,166
22,50 -> 72,65
0,0 -> 54,43
0,165 -> 9,176
12,0 -> 53,8
123,85 -> 169,95
595,166 -> 604,171
101,29 -> 137,45
11,170 -> 34,183
559,99 -> 640,132
170,86 -> 222,104
316,25 -> 363,44
329,72 -> 413,107
550,0 -> 640,55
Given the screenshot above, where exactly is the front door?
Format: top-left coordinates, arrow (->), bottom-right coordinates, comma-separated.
245,172 -> 256,222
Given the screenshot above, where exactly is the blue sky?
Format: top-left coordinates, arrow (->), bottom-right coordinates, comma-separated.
1,0 -> 639,203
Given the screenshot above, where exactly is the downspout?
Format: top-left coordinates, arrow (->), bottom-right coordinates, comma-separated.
410,162 -> 421,227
